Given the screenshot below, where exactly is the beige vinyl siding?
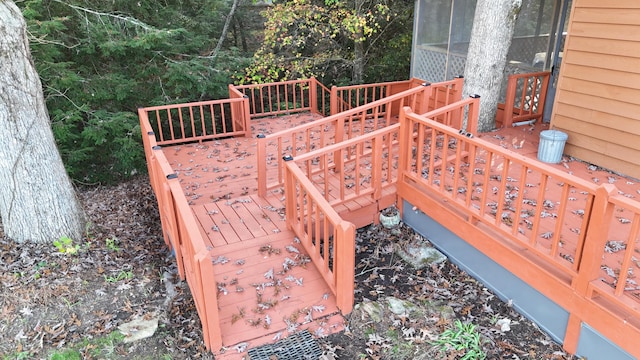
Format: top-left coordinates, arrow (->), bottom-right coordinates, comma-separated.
550,0 -> 640,179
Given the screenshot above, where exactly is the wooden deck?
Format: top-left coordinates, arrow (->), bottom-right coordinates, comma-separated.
159,114 -> 351,357
140,77 -> 640,358
163,112 -> 640,356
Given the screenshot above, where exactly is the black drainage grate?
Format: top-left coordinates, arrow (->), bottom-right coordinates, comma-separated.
247,330 -> 322,360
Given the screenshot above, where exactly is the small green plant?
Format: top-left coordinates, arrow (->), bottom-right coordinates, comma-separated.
50,349 -> 81,360
53,236 -> 79,254
105,238 -> 120,252
46,330 -> 126,360
434,319 -> 486,360
104,270 -> 133,283
34,261 -> 48,279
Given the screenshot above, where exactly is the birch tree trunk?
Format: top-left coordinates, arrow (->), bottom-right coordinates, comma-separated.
0,1 -> 85,244
210,0 -> 241,58
463,0 -> 522,131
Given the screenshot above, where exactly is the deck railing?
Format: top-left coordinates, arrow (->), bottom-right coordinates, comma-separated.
141,97 -> 250,146
501,71 -> 551,127
233,78 -> 318,118
331,77 -> 424,114
138,109 -> 223,351
292,124 -> 400,209
257,78 -> 465,197
397,106 -> 640,358
285,95 -> 479,213
284,159 -> 356,313
313,79 -> 332,117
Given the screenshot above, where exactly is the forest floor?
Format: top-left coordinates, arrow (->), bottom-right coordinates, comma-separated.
0,176 -> 580,359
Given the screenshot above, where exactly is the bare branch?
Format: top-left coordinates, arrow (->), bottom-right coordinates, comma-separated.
51,0 -> 156,31
209,0 -> 242,58
26,29 -> 81,49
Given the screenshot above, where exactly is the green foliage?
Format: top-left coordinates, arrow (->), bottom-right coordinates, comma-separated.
104,270 -> 134,283
434,319 -> 487,360
53,236 -> 79,254
18,0 -> 248,184
15,0 -> 411,183
105,238 -> 120,252
238,0 -> 411,85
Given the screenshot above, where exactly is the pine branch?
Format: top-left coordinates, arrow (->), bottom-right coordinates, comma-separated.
51,0 -> 156,32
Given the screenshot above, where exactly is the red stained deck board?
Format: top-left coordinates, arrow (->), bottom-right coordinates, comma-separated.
211,199 -> 258,242
155,112 -> 640,357
194,203 -> 242,246
208,232 -> 342,353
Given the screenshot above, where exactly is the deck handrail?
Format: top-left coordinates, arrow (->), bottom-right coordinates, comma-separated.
330,77 -> 427,114
502,71 -> 551,127
284,159 -> 356,313
138,109 -> 223,351
397,106 -> 640,358
292,124 -> 400,209
287,95 -> 479,210
233,78 -> 316,118
398,105 -> 598,277
228,84 -> 253,138
418,94 -> 480,136
140,97 -> 249,146
257,78 -> 464,197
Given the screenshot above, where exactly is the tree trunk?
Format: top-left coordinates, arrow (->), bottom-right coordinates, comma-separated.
463,0 -> 522,131
210,0 -> 241,58
0,1 -> 85,244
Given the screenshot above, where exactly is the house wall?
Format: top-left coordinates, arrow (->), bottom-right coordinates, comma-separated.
551,0 -> 640,179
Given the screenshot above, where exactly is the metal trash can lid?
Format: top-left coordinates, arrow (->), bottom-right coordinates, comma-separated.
540,129 -> 568,141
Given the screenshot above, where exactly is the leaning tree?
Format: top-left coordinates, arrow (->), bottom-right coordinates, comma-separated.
463,0 -> 523,131
0,1 -> 85,244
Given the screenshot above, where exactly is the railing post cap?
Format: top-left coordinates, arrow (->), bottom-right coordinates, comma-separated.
257,134 -> 266,138
152,145 -> 162,150
283,155 -> 294,161
470,94 -> 480,99
167,173 -> 178,179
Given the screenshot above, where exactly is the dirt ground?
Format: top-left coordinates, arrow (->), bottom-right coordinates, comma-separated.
0,176 -> 579,359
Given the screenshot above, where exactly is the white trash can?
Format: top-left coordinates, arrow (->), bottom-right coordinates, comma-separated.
538,130 -> 568,163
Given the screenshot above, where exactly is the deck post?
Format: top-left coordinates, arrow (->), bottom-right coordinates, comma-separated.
371,134 -> 383,201
330,85 -> 338,115
283,159 -> 297,231
309,77 -> 318,115
333,114 -> 346,173
396,107 -> 413,215
256,134 -> 267,197
572,184 -> 616,295
418,83 -> 433,114
242,94 -> 252,138
197,252 -> 223,351
466,95 -> 480,136
564,184 -> 616,353
452,75 -> 464,103
536,73 -> 551,120
335,220 -> 355,314
503,75 -> 517,128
